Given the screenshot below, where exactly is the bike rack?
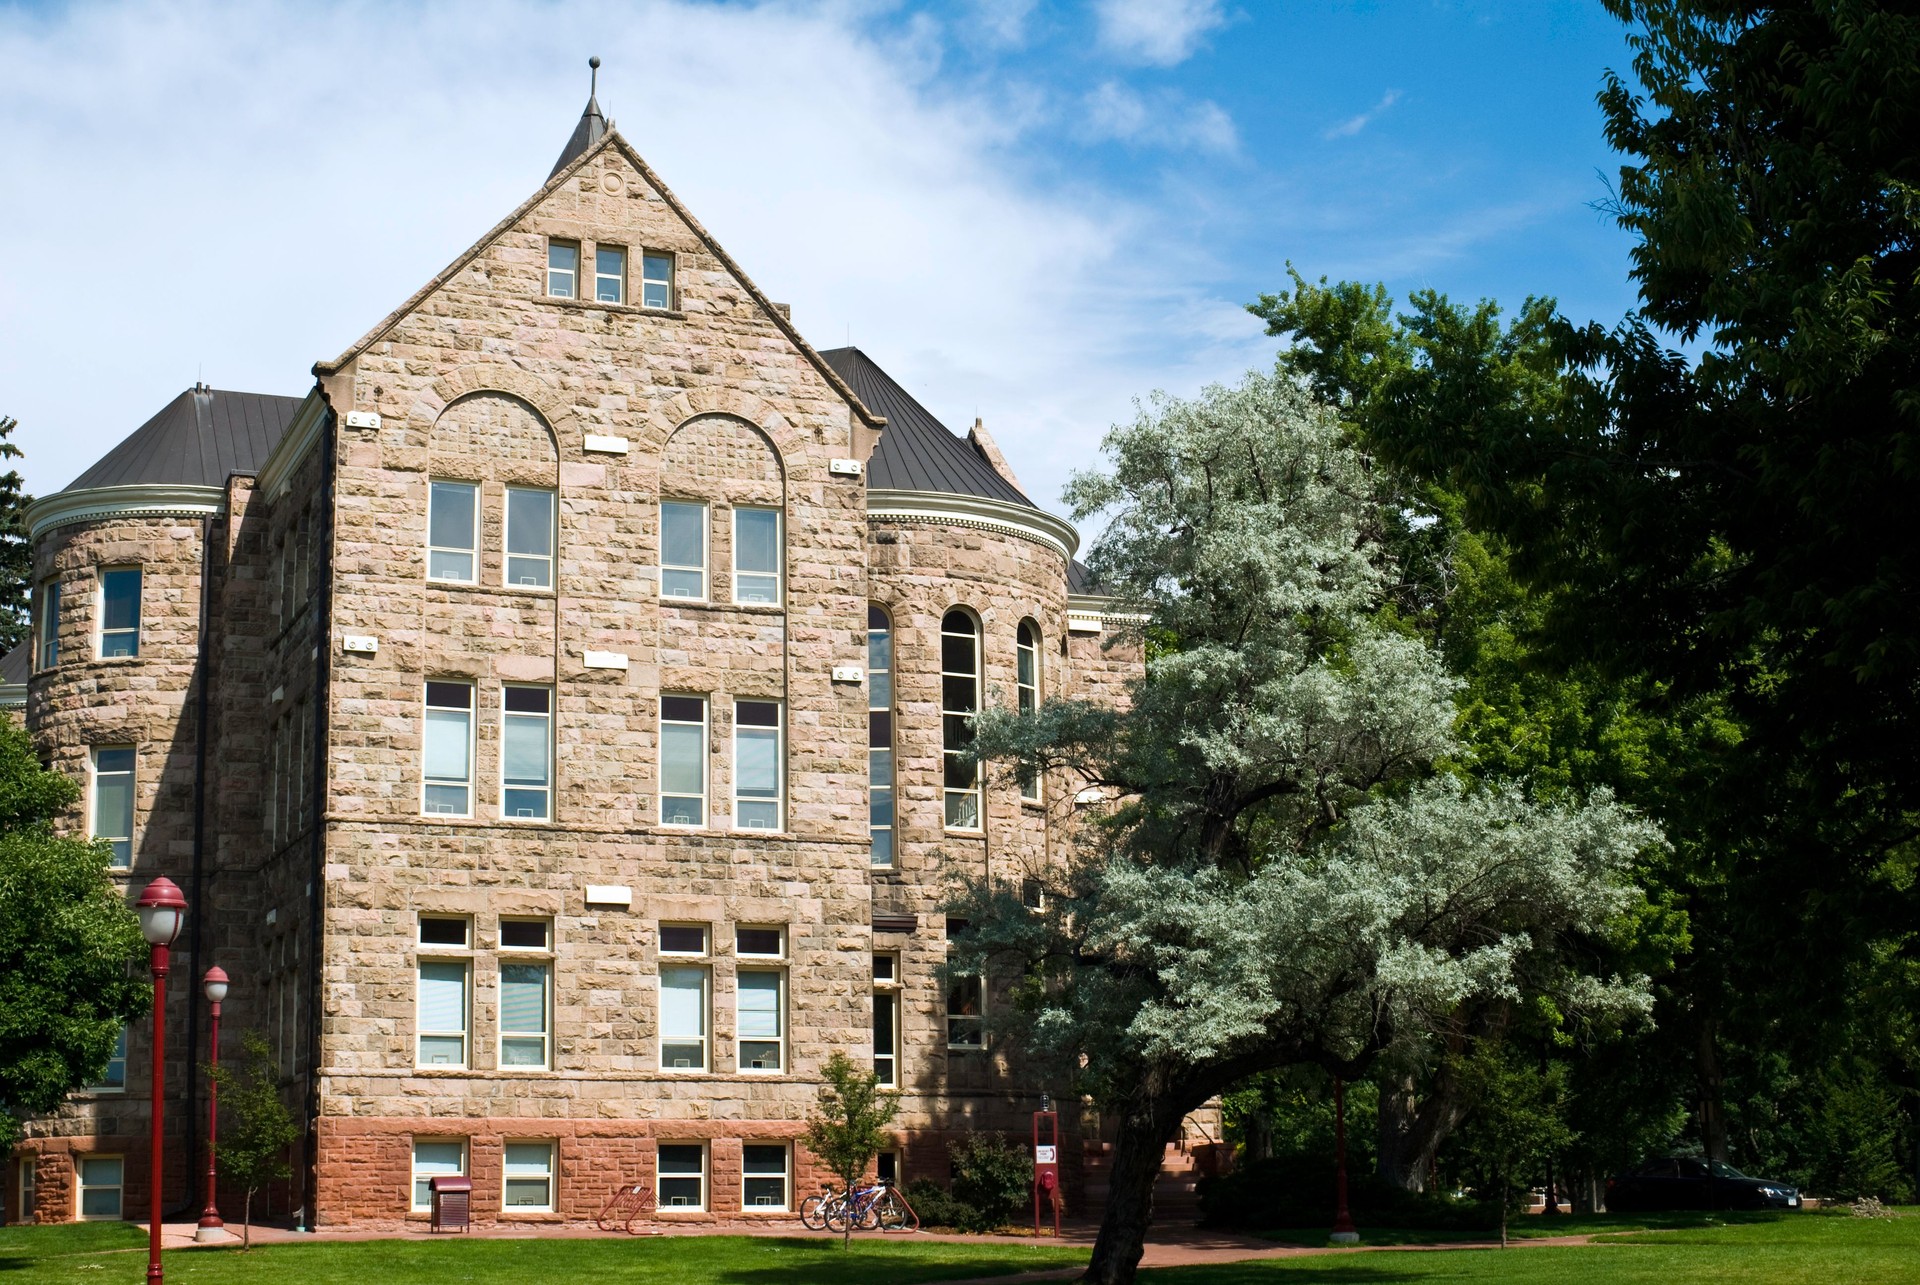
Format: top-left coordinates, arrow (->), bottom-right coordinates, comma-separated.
595,1182 -> 661,1234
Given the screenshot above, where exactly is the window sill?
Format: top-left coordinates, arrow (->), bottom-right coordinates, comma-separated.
659,599 -> 786,616
943,828 -> 985,838
536,296 -> 687,322
426,580 -> 556,599
88,654 -> 145,666
501,1211 -> 563,1221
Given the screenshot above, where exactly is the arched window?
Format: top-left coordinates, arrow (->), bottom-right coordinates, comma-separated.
941,610 -> 981,830
868,605 -> 894,867
1017,620 -> 1041,803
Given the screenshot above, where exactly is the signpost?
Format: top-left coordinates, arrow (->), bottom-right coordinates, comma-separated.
1033,1096 -> 1062,1236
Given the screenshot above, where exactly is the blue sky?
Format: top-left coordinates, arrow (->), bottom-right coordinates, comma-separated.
0,0 -> 1644,517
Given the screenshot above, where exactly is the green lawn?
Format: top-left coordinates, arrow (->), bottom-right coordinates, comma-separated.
0,1226 -> 1084,1284
1141,1210 -> 1920,1285
1253,1208 -> 1787,1247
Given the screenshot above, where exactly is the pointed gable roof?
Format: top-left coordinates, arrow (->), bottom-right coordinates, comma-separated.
61,386 -> 305,492
818,347 -> 1035,508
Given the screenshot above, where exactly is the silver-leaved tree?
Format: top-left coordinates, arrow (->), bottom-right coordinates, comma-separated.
950,372 -> 1660,1285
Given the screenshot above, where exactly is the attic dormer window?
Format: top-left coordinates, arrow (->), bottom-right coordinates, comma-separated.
546,240 -> 580,299
642,252 -> 673,309
594,245 -> 626,304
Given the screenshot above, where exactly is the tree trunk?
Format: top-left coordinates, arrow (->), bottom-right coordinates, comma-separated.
1377,1070 -> 1470,1192
1697,1019 -> 1729,1162
1082,1097 -> 1187,1285
243,1189 -> 253,1251
1497,1161 -> 1507,1248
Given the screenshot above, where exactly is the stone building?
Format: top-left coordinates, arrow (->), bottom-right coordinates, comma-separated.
4,92 -> 1141,1228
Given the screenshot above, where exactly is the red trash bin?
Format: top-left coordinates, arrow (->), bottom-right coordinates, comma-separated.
429,1175 -> 472,1233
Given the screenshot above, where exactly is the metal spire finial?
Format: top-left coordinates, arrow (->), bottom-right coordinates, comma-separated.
589,56 -> 600,98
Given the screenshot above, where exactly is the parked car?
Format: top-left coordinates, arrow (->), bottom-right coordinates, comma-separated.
1605,1157 -> 1801,1211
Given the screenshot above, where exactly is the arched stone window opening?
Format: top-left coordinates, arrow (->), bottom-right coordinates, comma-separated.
941,609 -> 981,831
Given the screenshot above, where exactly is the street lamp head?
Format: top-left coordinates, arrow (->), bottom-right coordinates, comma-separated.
135,876 -> 187,946
202,965 -> 229,1004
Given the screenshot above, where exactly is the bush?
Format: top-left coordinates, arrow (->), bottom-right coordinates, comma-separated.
903,1178 -> 973,1230
1198,1152 -> 1497,1232
901,1135 -> 1036,1232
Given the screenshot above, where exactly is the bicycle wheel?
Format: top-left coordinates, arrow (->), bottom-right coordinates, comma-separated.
799,1192 -> 833,1231
874,1190 -> 909,1230
855,1193 -> 882,1230
825,1198 -> 855,1233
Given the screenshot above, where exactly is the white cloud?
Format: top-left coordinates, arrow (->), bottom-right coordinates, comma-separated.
1092,0 -> 1226,67
1082,80 -> 1237,152
1324,89 -> 1403,140
965,0 -> 1039,48
0,0 -> 1270,518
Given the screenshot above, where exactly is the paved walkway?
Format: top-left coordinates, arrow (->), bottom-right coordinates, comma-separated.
146,1214 -> 1605,1278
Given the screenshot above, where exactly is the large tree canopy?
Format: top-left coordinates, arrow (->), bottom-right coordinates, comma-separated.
951,372 -> 1658,1284
0,718 -> 149,1156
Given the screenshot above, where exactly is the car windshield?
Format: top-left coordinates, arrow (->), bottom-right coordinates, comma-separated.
1708,1161 -> 1749,1179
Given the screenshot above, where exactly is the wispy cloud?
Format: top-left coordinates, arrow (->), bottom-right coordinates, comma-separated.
1082,80 -> 1237,153
1092,0 -> 1226,67
966,0 -> 1038,49
1324,89 -> 1402,139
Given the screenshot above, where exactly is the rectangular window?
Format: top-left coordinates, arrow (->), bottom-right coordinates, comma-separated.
500,961 -> 550,1069
502,686 -> 553,821
1018,623 -> 1042,802
90,747 -> 134,869
868,606 -> 894,867
500,918 -> 549,950
546,239 -> 579,299
738,970 -> 784,1073
656,1143 -> 704,1210
659,695 -> 706,827
417,960 -> 469,1067
659,501 -> 706,599
502,1141 -> 555,1212
428,481 -> 479,583
732,507 -> 781,604
423,681 -> 474,816
733,700 -> 782,831
504,487 -> 555,588
873,951 -> 900,1085
946,928 -> 983,1049
419,915 -> 470,947
91,1027 -> 128,1092
593,245 -> 626,304
641,252 -> 673,310
877,1151 -> 899,1186
76,1156 -> 122,1220
742,1144 -> 790,1211
98,568 -> 140,658
660,965 -> 708,1071
18,1156 -> 34,1222
736,925 -> 784,957
412,1139 -> 466,1212
36,578 -> 58,669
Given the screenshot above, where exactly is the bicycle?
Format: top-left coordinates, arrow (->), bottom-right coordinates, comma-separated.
799,1179 -> 917,1233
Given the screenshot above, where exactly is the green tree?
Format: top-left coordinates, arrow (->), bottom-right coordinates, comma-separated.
1448,1040 -> 1575,1247
209,1031 -> 298,1249
0,718 -> 148,1156
801,1051 -> 900,1247
953,372 -> 1660,1285
0,416 -> 30,651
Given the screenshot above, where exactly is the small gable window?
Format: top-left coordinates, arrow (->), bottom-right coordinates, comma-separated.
642,253 -> 673,310
546,240 -> 580,299
594,245 -> 626,305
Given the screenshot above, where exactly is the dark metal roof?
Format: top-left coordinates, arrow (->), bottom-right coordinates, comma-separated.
1068,559 -> 1100,594
550,94 -> 609,179
817,347 -> 1034,509
0,640 -> 26,686
62,386 -> 304,493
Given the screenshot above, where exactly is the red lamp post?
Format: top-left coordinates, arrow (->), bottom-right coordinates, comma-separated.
195,966 -> 229,1242
1330,1076 -> 1359,1244
135,878 -> 187,1285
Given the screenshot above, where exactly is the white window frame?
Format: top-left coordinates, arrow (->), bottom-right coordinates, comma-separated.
593,244 -> 626,305
741,1143 -> 791,1212
946,921 -> 984,1050
659,501 -> 708,601
503,487 -> 556,589
427,481 -> 479,584
732,700 -> 783,832
416,958 -> 470,1069
501,685 -> 553,822
736,967 -> 785,1074
18,1155 -> 35,1223
546,239 -> 579,299
659,695 -> 707,828
941,609 -> 982,831
36,577 -> 58,670
411,1138 -> 468,1213
731,506 -> 782,605
422,681 -> 475,817
502,1140 -> 556,1213
640,251 -> 674,310
656,1142 -> 706,1211
659,927 -> 710,1073
498,957 -> 551,1071
96,566 -> 141,659
90,746 -> 134,870
868,605 -> 894,868
1017,620 -> 1042,803
75,1155 -> 123,1221
873,952 -> 900,1087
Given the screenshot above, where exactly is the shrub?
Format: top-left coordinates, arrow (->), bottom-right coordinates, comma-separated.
903,1178 -> 973,1230
1198,1152 -> 1497,1232
949,1134 -> 1033,1231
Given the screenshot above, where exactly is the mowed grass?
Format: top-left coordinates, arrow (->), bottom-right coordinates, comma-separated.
1253,1207 -> 1786,1247
1140,1209 -> 1920,1285
0,1225 -> 1085,1285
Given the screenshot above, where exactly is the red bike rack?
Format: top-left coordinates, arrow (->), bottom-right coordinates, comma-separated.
595,1182 -> 661,1234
